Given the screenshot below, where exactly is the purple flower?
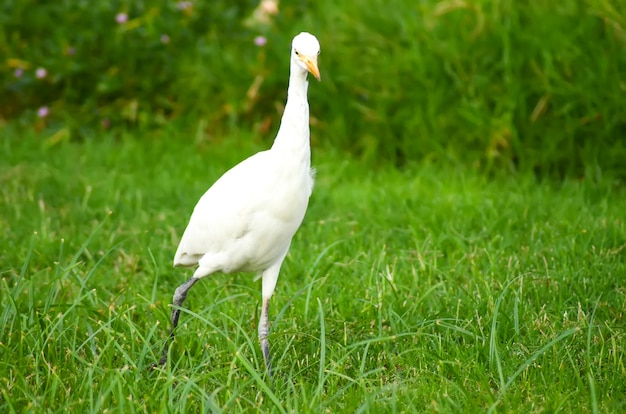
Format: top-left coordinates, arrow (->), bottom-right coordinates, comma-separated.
14,68 -> 24,78
116,13 -> 128,24
35,67 -> 47,79
254,36 -> 267,47
160,34 -> 170,44
38,106 -> 49,118
177,1 -> 193,10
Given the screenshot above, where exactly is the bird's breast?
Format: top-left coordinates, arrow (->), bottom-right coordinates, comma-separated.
267,165 -> 312,223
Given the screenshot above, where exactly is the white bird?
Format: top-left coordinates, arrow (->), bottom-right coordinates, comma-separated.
157,32 -> 321,374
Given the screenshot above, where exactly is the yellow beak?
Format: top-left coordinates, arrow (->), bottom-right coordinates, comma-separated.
303,56 -> 321,81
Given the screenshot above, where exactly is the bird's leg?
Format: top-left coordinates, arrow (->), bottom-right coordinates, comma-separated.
157,277 -> 199,366
258,296 -> 272,375
258,258 -> 283,376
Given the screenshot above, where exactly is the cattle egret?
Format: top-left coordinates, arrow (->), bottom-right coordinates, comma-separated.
157,32 -> 321,374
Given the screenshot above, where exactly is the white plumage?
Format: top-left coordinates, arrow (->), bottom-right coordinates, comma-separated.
158,32 -> 321,374
173,147 -> 313,274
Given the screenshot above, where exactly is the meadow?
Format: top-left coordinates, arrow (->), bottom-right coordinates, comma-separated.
2,128 -> 625,412
2,0 -> 626,412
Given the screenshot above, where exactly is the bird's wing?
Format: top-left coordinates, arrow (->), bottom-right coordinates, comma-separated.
173,150 -> 278,267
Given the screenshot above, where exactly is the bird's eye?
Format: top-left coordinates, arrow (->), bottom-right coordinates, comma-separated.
295,50 -> 300,56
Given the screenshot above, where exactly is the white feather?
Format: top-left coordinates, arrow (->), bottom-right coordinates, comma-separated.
173,32 -> 320,284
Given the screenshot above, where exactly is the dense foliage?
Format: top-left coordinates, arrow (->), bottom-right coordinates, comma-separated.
2,0 -> 625,174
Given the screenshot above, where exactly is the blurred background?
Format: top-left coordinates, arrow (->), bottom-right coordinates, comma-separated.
2,0 -> 625,177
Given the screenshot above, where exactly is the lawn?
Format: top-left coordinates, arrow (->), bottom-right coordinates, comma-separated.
2,0 -> 626,411
1,128 -> 624,412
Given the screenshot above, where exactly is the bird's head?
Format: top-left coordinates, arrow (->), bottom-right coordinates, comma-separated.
291,32 -> 321,81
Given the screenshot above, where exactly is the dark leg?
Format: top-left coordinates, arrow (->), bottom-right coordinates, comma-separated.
156,277 -> 199,366
258,296 -> 272,375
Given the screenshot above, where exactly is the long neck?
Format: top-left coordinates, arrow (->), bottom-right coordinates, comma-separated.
271,60 -> 311,165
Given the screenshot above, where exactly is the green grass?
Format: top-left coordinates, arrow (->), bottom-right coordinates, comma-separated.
1,128 -> 625,412
3,1 -> 625,411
